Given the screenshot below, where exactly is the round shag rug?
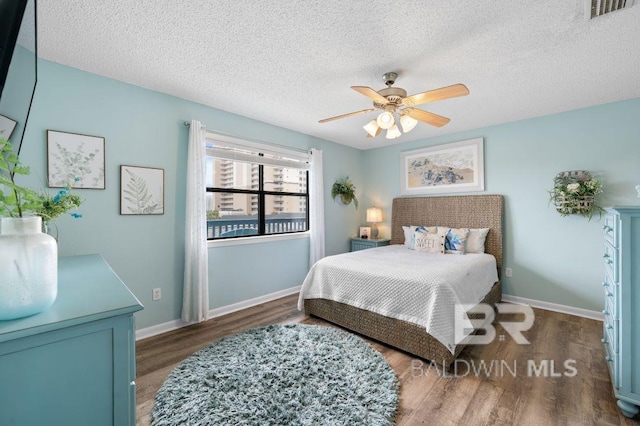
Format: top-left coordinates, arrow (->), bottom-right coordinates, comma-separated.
152,324 -> 398,426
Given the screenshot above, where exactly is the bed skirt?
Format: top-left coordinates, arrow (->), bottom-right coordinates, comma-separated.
303,280 -> 502,366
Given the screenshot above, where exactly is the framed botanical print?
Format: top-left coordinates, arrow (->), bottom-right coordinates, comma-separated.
47,130 -> 106,189
120,165 -> 165,215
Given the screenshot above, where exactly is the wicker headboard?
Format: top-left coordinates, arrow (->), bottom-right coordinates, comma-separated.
390,195 -> 504,272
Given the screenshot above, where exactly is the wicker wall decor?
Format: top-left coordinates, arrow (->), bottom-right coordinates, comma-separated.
550,170 -> 604,219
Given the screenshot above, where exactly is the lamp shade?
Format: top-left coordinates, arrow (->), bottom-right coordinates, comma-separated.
385,124 -> 401,139
376,111 -> 395,129
366,207 -> 383,223
400,113 -> 418,133
363,120 -> 380,137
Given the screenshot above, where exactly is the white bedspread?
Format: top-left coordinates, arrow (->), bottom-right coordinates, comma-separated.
298,245 -> 498,354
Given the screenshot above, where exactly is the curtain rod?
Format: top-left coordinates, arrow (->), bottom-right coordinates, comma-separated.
183,121 -> 311,155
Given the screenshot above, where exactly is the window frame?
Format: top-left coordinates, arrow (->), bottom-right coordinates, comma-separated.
204,134 -> 310,241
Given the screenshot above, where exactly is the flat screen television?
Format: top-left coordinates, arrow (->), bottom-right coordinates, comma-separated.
0,0 -> 37,154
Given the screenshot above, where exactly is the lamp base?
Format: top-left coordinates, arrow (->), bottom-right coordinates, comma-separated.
371,223 -> 379,239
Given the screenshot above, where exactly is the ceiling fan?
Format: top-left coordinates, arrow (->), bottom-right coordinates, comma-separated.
319,72 -> 469,139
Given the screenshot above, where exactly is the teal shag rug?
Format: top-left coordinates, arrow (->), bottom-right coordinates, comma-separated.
152,324 -> 398,426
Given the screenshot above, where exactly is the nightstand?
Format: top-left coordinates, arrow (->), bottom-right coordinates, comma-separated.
350,238 -> 390,252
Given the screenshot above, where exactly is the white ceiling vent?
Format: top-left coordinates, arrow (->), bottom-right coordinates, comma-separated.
588,0 -> 634,18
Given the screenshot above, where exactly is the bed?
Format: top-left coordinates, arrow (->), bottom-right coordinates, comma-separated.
301,194 -> 503,365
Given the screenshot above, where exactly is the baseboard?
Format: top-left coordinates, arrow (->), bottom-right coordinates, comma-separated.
207,286 -> 301,318
501,294 -> 603,321
135,285 -> 301,341
135,319 -> 186,341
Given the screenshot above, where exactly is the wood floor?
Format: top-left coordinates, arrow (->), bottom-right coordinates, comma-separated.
136,295 -> 638,425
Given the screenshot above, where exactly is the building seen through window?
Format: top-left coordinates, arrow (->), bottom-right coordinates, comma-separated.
205,146 -> 309,239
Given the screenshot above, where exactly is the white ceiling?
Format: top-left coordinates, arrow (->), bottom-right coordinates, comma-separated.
36,0 -> 640,150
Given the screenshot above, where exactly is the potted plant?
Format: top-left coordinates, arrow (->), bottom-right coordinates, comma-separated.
0,137 -> 81,320
331,177 -> 358,209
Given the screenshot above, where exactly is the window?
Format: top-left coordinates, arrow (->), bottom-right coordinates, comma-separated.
204,133 -> 310,240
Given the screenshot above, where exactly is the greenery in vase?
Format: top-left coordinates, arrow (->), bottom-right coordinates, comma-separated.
331,176 -> 358,209
0,137 -> 82,224
549,171 -> 604,220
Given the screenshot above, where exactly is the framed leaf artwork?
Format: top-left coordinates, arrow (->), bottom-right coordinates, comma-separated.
47,130 -> 106,189
120,165 -> 165,215
0,114 -> 17,140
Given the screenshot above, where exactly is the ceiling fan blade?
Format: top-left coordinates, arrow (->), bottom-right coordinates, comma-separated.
406,108 -> 451,127
402,84 -> 469,107
351,86 -> 388,104
319,108 -> 375,123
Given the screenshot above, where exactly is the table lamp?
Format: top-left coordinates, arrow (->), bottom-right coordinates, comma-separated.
366,206 -> 383,239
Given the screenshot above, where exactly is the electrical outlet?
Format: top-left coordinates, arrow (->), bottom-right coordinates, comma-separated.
505,267 -> 513,278
152,288 -> 161,301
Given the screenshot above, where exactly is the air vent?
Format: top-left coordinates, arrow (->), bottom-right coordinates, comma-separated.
589,0 -> 634,18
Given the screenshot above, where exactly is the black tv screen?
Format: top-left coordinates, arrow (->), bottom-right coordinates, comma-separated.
0,0 -> 37,154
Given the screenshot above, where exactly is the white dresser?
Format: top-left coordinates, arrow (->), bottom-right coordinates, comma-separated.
602,207 -> 640,418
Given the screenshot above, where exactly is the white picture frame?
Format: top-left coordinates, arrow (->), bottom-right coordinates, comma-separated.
0,114 -> 17,140
47,130 -> 106,189
400,138 -> 484,195
120,165 -> 165,215
359,226 -> 371,239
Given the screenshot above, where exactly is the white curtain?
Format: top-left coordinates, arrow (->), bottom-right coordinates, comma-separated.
182,119 -> 209,323
309,148 -> 325,265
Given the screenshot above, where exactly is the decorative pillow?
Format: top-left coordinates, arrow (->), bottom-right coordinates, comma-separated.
466,228 -> 490,253
410,226 -> 437,249
414,232 -> 445,254
443,227 -> 469,254
402,226 -> 437,249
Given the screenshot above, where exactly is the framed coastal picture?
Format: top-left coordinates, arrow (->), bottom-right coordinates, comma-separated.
0,114 -> 17,140
120,165 -> 165,215
400,138 -> 484,195
47,130 -> 106,189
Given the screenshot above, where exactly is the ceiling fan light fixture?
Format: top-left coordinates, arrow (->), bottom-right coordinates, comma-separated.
376,111 -> 395,129
400,112 -> 418,133
385,124 -> 401,139
363,120 -> 380,137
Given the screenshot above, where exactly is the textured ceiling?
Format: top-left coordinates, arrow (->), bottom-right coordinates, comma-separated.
36,0 -> 640,150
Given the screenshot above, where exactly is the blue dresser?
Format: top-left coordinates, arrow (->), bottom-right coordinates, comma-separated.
602,207 -> 640,418
0,254 -> 143,426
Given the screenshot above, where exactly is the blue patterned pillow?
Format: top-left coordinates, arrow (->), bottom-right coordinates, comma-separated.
442,227 -> 469,254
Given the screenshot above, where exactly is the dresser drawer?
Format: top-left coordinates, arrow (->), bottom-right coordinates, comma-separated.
603,337 -> 619,390
603,214 -> 618,248
603,242 -> 618,283
603,285 -> 618,320
603,306 -> 618,354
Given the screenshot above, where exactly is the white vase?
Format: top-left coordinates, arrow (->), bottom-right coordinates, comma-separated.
0,216 -> 58,320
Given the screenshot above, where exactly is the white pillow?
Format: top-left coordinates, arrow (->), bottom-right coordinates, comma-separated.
414,232 -> 445,254
466,228 -> 490,253
402,226 -> 414,248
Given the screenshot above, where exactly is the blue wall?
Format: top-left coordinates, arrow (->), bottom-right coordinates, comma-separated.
15,56 -> 640,330
18,59 -> 363,329
361,98 -> 640,311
